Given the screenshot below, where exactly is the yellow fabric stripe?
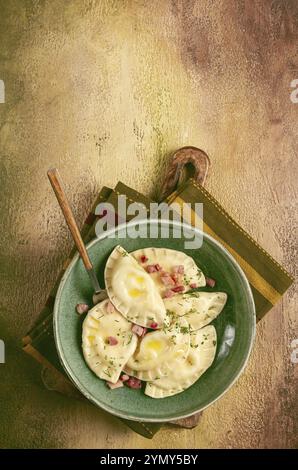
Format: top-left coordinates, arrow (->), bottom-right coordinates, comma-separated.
173,196 -> 281,306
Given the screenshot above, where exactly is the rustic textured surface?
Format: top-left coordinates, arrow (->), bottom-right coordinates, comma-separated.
0,0 -> 297,449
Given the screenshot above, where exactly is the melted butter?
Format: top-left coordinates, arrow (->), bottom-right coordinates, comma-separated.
90,318 -> 100,328
128,288 -> 144,298
127,273 -> 144,282
145,339 -> 164,353
127,273 -> 145,284
88,335 -> 95,345
86,327 -> 98,335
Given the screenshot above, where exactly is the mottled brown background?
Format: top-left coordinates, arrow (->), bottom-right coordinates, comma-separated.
0,0 -> 297,449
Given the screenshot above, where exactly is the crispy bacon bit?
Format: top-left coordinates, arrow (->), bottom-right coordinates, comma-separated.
125,377 -> 142,389
206,277 -> 216,288
171,273 -> 181,284
150,322 -> 158,329
120,374 -> 130,382
171,285 -> 185,293
140,255 -> 148,263
161,273 -> 175,286
141,327 -> 147,337
106,301 -> 115,313
190,283 -> 197,289
173,265 -> 184,274
76,303 -> 89,315
155,264 -> 162,271
106,380 -> 124,389
163,289 -> 175,298
146,264 -> 157,273
107,336 -> 118,346
132,324 -> 145,337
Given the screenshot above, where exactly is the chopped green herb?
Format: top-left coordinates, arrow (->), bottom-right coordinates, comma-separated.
185,291 -> 200,298
166,309 -> 175,317
170,335 -> 177,345
126,333 -> 133,346
187,308 -> 197,315
180,326 -> 189,334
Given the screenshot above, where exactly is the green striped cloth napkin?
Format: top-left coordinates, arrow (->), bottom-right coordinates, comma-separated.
22,180 -> 293,438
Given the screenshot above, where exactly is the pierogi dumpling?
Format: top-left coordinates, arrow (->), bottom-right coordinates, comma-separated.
132,247 -> 205,295
124,317 -> 190,381
164,291 -> 227,331
82,299 -> 138,383
145,325 -> 217,398
104,245 -> 166,328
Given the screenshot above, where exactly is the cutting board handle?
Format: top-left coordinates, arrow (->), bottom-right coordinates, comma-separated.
159,146 -> 210,200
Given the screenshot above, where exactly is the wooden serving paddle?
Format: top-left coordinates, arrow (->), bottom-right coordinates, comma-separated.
160,146 -> 210,201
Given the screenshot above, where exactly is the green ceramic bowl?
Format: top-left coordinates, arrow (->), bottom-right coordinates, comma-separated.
54,219 -> 255,422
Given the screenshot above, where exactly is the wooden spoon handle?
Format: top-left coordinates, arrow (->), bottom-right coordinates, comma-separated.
47,168 -> 93,271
